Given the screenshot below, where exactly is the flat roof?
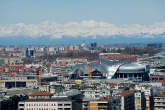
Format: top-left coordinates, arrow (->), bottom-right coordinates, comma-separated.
24,98 -> 72,102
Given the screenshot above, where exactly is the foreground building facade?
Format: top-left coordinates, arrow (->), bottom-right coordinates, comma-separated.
19,99 -> 72,110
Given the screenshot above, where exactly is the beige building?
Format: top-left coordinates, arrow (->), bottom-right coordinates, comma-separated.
135,92 -> 146,110
82,97 -> 111,110
89,101 -> 109,110
18,98 -> 72,110
18,91 -> 82,110
153,94 -> 165,110
135,85 -> 154,110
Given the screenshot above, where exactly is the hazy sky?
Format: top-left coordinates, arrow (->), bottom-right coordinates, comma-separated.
0,0 -> 165,45
0,0 -> 165,25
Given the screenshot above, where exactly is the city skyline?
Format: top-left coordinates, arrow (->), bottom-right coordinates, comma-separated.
1,1 -> 165,110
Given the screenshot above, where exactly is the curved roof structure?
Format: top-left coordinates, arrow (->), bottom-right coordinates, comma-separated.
71,59 -> 149,80
71,59 -> 125,79
117,63 -> 146,73
72,62 -> 107,75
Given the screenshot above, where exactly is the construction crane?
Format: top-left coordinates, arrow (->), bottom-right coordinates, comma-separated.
38,67 -> 49,86
38,68 -> 42,86
88,64 -> 92,82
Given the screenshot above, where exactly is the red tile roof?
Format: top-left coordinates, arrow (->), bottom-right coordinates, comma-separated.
29,91 -> 53,96
157,94 -> 165,97
115,91 -> 134,96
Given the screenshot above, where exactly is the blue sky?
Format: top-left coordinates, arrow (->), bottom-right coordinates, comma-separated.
0,0 -> 165,45
0,0 -> 165,25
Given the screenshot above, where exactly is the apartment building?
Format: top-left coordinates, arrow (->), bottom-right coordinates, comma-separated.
18,98 -> 72,110
114,91 -> 135,110
153,94 -> 165,110
134,92 -> 146,110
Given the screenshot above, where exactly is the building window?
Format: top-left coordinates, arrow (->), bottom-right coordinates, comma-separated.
58,104 -> 63,106
64,108 -> 71,110
19,104 -> 24,106
64,104 -> 71,106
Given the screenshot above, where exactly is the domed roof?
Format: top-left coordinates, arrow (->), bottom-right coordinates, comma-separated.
118,63 -> 146,73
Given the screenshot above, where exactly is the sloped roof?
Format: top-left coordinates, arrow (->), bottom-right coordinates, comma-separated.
29,91 -> 53,96
115,91 -> 134,96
